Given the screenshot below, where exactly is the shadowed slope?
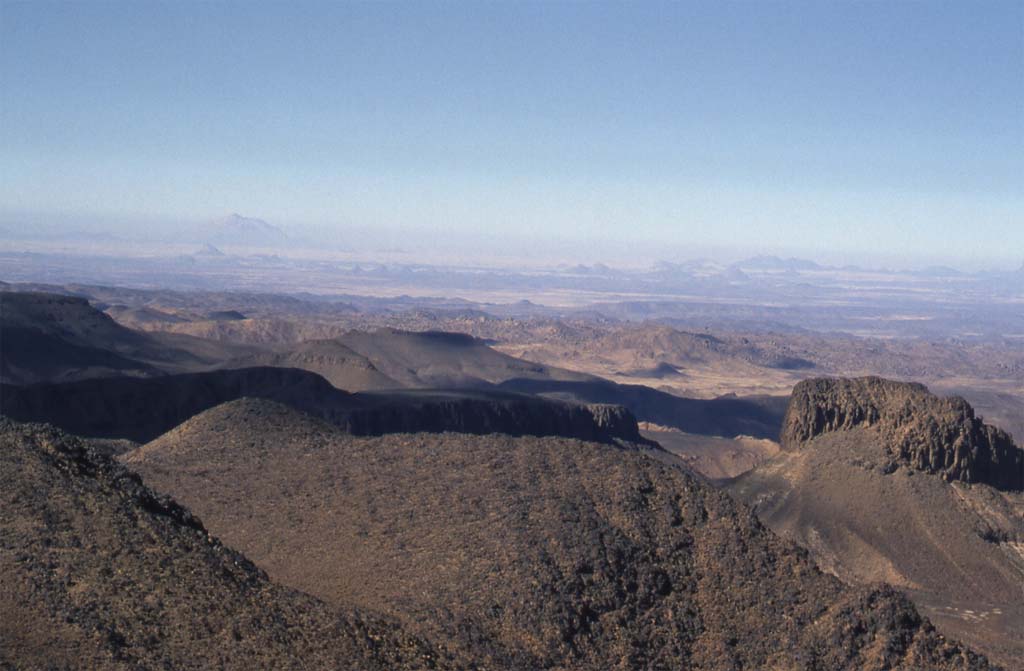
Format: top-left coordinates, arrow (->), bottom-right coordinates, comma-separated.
337,328 -> 593,388
1,367 -> 648,445
0,291 -> 255,384
125,399 -> 992,671
0,419 -> 468,671
498,377 -> 787,439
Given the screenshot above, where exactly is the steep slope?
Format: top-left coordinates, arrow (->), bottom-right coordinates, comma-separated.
781,377 -> 1023,490
640,425 -> 781,480
0,419 -> 466,670
124,398 -> 992,671
0,367 -> 346,442
1,292 -> 160,383
499,377 -> 787,440
220,338 -> 402,391
730,377 -> 1024,668
0,291 -> 253,383
337,328 -> 593,388
1,367 -> 647,445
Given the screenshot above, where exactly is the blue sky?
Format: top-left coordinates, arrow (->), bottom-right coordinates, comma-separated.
1,1 -> 1021,265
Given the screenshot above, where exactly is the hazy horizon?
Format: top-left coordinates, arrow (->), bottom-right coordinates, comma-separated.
2,1 -> 1022,268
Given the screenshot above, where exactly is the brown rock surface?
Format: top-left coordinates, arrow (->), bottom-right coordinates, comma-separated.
123,398 -> 994,670
782,377 -> 1024,490
0,419 -> 468,670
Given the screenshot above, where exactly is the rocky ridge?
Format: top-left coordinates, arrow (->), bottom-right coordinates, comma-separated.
123,398 -> 995,671
1,367 -> 650,446
0,418 -> 468,670
781,377 -> 1024,490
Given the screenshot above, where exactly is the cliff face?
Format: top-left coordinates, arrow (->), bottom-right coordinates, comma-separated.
781,377 -> 1024,490
339,394 -> 651,445
1,368 -> 649,446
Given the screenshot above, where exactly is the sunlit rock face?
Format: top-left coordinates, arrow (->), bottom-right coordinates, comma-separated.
782,377 -> 1024,491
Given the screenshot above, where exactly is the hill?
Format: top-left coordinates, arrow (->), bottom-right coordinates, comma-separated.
781,377 -> 1023,490
0,291 -> 253,384
1,367 -> 648,445
0,419 -> 467,670
220,338 -> 401,391
336,328 -> 595,388
123,398 -> 992,670
1,292 -> 161,384
730,377 -> 1024,668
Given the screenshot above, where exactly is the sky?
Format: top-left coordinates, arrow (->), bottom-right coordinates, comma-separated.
1,1 -> 1022,266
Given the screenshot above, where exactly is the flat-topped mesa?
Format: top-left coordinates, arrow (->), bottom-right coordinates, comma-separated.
781,377 -> 1024,491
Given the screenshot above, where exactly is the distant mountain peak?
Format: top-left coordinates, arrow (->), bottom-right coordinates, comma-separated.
196,243 -> 225,256
205,213 -> 287,247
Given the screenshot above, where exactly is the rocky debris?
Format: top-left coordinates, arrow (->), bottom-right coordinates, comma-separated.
782,377 -> 1024,490
0,418 -> 468,670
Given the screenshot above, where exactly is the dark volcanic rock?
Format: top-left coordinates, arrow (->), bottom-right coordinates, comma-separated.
345,391 -> 653,446
0,419 -> 467,670
781,377 -> 1024,490
1,367 -> 649,445
124,398 -> 994,671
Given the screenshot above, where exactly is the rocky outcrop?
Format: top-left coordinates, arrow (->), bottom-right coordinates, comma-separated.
584,402 -> 642,438
338,392 -> 652,445
781,377 -> 1024,490
125,400 -> 995,671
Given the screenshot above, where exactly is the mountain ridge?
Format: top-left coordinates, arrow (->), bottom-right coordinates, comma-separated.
122,398 -> 995,670
782,376 -> 1024,490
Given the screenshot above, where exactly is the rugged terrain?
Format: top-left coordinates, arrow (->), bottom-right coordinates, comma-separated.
1,367 -> 647,446
781,377 -> 1023,490
3,283 -> 1022,668
0,291 -> 253,384
0,419 -> 468,670
639,424 -> 781,481
0,290 -> 788,445
730,377 -> 1024,668
123,398 -> 993,670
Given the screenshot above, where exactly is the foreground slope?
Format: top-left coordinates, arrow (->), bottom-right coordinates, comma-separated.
0,419 -> 465,670
125,398 -> 991,670
730,377 -> 1024,669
